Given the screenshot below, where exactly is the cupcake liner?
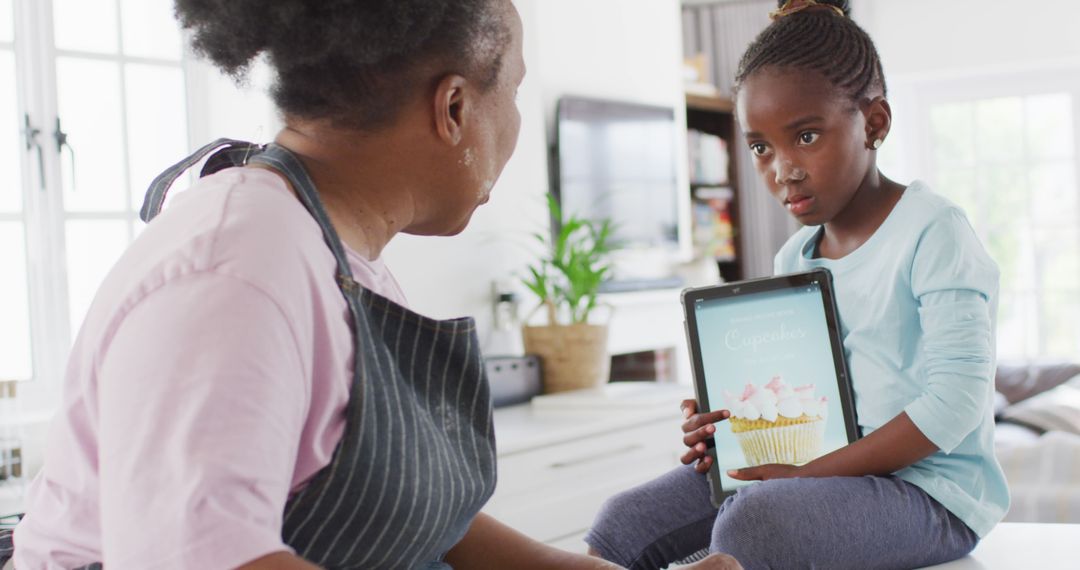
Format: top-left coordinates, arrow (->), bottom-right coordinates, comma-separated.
733,418 -> 826,466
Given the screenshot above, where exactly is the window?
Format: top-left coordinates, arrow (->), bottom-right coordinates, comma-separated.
887,69 -> 1080,362
929,94 -> 1078,361
1,0 -> 33,383
52,0 -> 187,331
2,0 -> 187,392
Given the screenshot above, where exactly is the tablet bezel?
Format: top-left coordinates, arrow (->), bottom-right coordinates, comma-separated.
681,268 -> 861,505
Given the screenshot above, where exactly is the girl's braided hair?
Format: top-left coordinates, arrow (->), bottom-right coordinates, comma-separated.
174,0 -> 512,129
735,0 -> 886,102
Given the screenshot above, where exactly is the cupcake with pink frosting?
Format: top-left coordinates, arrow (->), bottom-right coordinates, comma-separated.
722,376 -> 827,466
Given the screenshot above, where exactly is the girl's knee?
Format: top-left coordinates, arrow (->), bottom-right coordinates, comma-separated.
711,481 -> 800,564
720,480 -> 795,520
586,487 -> 651,565
592,465 -> 706,536
592,485 -> 645,531
588,467 -> 716,569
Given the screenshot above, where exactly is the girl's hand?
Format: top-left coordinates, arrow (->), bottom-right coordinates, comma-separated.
727,463 -> 801,481
679,399 -> 731,474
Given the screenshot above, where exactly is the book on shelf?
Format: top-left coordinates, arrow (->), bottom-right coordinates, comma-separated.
692,186 -> 736,262
687,129 -> 729,186
684,81 -> 720,98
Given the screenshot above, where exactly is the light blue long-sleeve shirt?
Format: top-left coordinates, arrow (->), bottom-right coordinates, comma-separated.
774,180 -> 1009,537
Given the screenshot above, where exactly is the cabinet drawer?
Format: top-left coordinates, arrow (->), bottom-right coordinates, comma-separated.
485,419 -> 684,542
485,458 -> 678,543
495,419 -> 681,497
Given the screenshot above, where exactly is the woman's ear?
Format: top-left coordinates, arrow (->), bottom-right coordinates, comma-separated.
862,95 -> 892,150
433,74 -> 470,146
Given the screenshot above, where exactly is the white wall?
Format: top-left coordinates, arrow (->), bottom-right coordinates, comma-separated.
855,0 -> 1080,79
534,0 -> 687,122
853,0 -> 1080,183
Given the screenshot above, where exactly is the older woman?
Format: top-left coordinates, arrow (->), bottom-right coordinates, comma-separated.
2,1 -> 738,569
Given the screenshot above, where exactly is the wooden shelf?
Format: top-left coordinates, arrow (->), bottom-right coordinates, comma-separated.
685,91 -> 742,282
692,185 -> 734,200
686,93 -> 734,113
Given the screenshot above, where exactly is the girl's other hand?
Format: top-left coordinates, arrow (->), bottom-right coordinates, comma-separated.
679,399 -> 731,474
727,463 -> 801,481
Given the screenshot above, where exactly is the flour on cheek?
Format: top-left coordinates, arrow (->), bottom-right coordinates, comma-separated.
478,152 -> 499,203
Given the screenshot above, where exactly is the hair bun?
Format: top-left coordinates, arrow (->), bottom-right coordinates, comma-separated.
771,0 -> 850,19
816,0 -> 851,16
175,0 -> 452,79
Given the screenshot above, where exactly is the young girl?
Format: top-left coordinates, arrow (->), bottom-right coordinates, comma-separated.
585,1 -> 1008,569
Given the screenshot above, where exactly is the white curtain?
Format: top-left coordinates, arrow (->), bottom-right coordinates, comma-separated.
685,0 -> 801,279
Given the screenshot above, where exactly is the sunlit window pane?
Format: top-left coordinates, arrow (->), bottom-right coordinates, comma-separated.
978,165 -> 1027,232
56,57 -> 126,212
1029,161 -> 1077,227
0,51 -> 21,212
0,0 -> 13,43
932,92 -> 1080,360
1026,94 -> 1074,160
975,97 -> 1023,161
984,221 -> 1028,294
125,63 -> 187,209
934,167 -> 977,222
1033,228 -> 1080,295
1039,292 -> 1080,359
53,0 -> 118,54
65,220 -> 129,335
120,0 -> 182,60
996,292 -> 1037,361
0,222 -> 32,380
930,103 -> 975,166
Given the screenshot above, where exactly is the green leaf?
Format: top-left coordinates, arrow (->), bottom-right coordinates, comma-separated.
518,191 -> 614,325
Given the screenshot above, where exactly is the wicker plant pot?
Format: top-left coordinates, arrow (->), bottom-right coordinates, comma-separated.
522,322 -> 610,394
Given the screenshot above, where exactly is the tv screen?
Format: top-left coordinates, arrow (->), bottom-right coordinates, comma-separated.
555,96 -> 680,251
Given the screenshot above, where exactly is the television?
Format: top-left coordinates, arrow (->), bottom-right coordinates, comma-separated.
553,96 -> 689,287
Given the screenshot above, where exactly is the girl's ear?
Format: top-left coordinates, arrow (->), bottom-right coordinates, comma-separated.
862,96 -> 892,150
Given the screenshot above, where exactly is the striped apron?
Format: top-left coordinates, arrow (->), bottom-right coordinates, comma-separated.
0,140 -> 498,569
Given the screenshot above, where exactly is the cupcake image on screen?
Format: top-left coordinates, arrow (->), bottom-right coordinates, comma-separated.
723,376 -> 828,466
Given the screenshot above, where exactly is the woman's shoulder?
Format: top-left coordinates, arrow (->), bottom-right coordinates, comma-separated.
93,168 -> 339,325
143,167 -> 333,277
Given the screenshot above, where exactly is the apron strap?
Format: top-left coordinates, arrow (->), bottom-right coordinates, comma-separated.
138,139 -> 361,289
249,144 -> 359,286
139,138 -> 257,223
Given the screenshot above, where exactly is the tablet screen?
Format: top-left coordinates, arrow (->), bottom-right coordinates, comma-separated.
690,280 -> 851,492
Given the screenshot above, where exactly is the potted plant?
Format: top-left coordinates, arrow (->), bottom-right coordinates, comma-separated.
521,194 -> 615,393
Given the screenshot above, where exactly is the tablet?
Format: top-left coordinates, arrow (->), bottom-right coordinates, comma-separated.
682,269 -> 860,505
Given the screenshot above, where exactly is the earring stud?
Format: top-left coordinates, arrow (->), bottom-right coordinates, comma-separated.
871,139 -> 884,150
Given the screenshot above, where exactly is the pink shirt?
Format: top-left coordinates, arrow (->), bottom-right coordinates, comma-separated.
14,168 -> 407,569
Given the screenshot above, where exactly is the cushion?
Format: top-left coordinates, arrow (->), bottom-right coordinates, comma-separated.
998,382 -> 1080,435
995,361 -> 1080,404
